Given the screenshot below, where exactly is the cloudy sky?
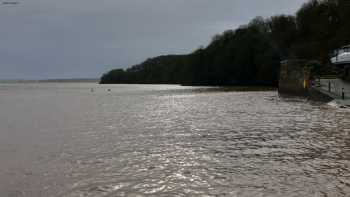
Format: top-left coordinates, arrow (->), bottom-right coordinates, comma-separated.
0,0 -> 307,79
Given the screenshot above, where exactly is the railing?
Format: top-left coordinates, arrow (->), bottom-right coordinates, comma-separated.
319,75 -> 340,79
317,78 -> 349,100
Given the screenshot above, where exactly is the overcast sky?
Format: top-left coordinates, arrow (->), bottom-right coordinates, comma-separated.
0,0 -> 307,79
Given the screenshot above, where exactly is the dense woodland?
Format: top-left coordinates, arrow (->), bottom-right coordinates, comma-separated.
100,0 -> 350,85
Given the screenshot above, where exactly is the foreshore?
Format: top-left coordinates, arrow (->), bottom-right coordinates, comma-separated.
311,78 -> 350,107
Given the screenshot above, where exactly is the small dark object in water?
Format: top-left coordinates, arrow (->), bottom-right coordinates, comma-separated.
107,89 -> 111,92
148,166 -> 156,170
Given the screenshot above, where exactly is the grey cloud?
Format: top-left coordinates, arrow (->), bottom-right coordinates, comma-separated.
0,0 -> 307,79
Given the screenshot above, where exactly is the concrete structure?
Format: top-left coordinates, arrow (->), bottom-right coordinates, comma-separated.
313,78 -> 350,107
278,59 -> 350,107
278,59 -> 311,96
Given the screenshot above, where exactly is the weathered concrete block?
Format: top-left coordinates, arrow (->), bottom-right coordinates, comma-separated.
278,59 -> 310,96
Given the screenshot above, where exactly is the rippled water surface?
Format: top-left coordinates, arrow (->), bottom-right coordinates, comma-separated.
0,83 -> 350,197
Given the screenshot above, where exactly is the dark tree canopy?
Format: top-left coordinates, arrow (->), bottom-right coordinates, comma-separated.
100,0 -> 350,85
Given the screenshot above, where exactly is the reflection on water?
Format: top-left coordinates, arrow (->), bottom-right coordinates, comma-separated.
0,83 -> 349,197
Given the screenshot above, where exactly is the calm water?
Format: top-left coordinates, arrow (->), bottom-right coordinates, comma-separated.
0,83 -> 349,197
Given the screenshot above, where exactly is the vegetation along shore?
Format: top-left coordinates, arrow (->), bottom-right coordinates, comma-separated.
100,0 -> 350,86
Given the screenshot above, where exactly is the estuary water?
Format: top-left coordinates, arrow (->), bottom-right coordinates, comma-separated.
0,83 -> 349,197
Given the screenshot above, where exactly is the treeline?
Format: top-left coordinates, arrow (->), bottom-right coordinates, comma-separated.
100,0 -> 350,85
100,55 -> 187,84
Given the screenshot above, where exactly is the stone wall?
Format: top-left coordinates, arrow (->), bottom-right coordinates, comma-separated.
278,59 -> 310,96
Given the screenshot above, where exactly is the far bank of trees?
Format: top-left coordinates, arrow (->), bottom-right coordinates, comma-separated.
101,0 -> 350,85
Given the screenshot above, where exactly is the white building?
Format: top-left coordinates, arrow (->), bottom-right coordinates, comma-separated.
331,45 -> 350,65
